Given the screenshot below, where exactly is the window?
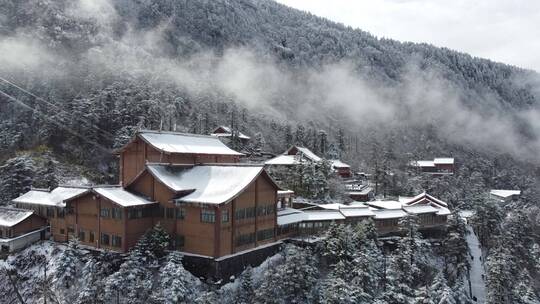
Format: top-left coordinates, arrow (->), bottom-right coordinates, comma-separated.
89,231 -> 95,243
201,209 -> 216,223
101,233 -> 110,245
257,205 -> 267,216
246,207 -> 256,218
176,207 -> 186,220
266,204 -> 275,215
66,205 -> 75,215
156,206 -> 165,218
235,233 -> 255,247
222,210 -> 229,223
100,208 -> 110,218
112,235 -> 122,247
60,228 -> 65,234
111,208 -> 123,220
166,208 -> 175,219
235,208 -> 246,220
46,207 -> 55,218
67,226 -> 74,234
57,209 -> 65,218
257,228 -> 274,241
78,229 -> 85,242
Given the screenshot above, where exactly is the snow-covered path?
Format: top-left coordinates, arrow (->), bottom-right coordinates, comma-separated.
465,225 -> 486,303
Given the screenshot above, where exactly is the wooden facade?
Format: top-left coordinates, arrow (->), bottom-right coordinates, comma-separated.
127,168 -> 279,257
0,208 -> 47,239
118,133 -> 241,185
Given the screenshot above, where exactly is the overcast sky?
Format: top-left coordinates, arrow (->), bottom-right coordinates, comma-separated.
275,0 -> 540,72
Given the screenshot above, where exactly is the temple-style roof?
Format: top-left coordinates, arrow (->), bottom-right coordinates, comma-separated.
146,164 -> 275,205
130,130 -> 243,156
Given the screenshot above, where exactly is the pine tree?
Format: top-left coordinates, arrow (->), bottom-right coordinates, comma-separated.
235,266 -> 255,304
0,155 -> 35,204
55,237 -> 83,290
134,223 -> 170,261
152,252 -> 196,304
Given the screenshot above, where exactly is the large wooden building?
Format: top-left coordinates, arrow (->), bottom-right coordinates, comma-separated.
14,131 -> 281,260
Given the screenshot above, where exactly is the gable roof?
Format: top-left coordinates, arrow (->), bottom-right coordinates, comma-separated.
210,126 -> 251,140
13,186 -> 90,208
405,192 -> 448,207
0,207 -> 36,227
287,146 -> 322,162
128,130 -> 243,156
93,187 -> 156,207
330,159 -> 350,169
146,164 -> 277,205
490,189 -> 521,198
265,154 -> 300,166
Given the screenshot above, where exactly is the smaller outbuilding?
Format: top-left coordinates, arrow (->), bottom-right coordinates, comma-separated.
0,207 -> 47,252
489,189 -> 521,203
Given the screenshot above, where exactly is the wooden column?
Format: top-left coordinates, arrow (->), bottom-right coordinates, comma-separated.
123,208 -> 128,252
254,179 -> 258,247
97,197 -> 101,249
214,205 -> 221,258
231,200 -> 236,254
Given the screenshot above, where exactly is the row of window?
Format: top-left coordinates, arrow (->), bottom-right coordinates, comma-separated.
256,228 -> 274,241
235,204 -> 275,220
0,229 -> 13,238
235,229 -> 275,247
101,233 -> 122,247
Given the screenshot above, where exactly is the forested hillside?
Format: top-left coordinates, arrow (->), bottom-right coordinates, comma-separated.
0,0 -> 539,303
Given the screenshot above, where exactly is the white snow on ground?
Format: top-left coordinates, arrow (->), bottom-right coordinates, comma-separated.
465,225 -> 486,303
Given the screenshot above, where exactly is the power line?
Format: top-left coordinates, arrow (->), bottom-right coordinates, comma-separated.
0,89 -> 113,153
0,75 -> 117,140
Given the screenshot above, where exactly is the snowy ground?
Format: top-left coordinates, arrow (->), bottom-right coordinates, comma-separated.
465,225 -> 486,303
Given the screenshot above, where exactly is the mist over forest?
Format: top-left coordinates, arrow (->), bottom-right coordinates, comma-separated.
0,1 -> 540,303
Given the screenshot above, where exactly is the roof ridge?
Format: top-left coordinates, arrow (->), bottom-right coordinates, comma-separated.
138,129 -> 221,139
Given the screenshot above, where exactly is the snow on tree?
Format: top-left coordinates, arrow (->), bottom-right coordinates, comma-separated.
134,223 -> 170,262
54,237 -> 83,290
235,266 -> 255,304
0,155 -> 35,204
256,245 -> 319,304
104,249 -> 154,304
151,251 -> 197,304
319,264 -> 359,304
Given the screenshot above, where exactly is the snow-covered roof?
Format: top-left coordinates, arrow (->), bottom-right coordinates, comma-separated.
94,187 -> 156,207
137,130 -> 243,156
303,210 -> 345,222
264,154 -> 299,166
348,187 -> 373,196
339,208 -> 375,218
277,209 -> 306,226
210,126 -> 251,140
0,207 -> 35,227
366,200 -> 403,210
330,159 -> 350,169
403,204 -> 439,214
277,190 -> 294,196
437,207 -> 451,216
372,209 -> 407,219
405,192 -> 448,207
13,187 -> 89,208
317,203 -> 349,210
413,160 -> 435,167
292,146 -> 322,162
147,164 -> 267,205
348,201 -> 368,208
434,158 -> 455,165
490,189 -> 521,198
